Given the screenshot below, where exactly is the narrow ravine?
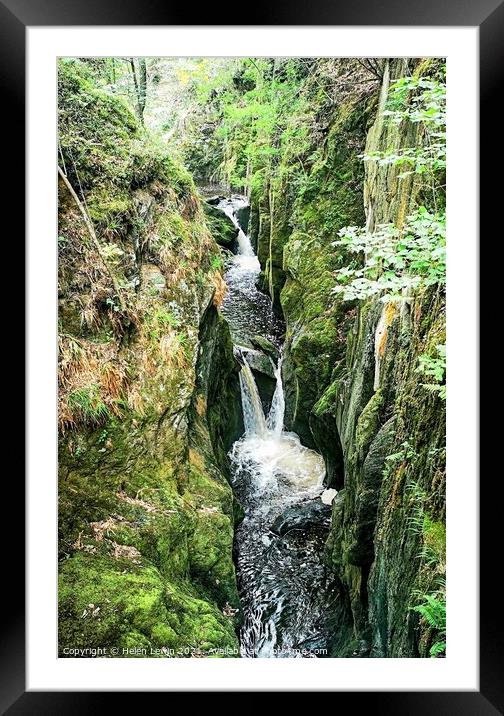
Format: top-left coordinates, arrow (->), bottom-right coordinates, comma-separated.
218,196 -> 340,658
58,57 -> 447,663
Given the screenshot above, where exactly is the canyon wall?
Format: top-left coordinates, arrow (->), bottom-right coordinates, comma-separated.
58,61 -> 242,657
252,58 -> 446,657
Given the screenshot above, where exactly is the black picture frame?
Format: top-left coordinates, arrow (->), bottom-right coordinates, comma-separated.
5,0 -> 496,711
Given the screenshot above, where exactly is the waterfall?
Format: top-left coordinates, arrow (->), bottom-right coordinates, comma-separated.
236,228 -> 255,257
220,197 -> 255,257
239,354 -> 285,438
239,358 -> 268,437
223,194 -> 331,659
266,357 -> 285,436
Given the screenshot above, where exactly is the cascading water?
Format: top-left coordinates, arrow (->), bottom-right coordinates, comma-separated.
220,197 -> 256,259
238,356 -> 268,438
216,195 -> 339,658
266,357 -> 285,437
219,197 -> 284,350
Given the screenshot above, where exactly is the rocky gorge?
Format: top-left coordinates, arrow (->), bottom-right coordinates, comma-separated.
58,57 -> 446,659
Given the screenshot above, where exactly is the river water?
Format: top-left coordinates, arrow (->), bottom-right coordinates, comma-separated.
218,195 -> 339,658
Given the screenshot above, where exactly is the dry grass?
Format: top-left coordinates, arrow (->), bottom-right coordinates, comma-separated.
181,193 -> 199,219
211,271 -> 227,308
79,297 -> 102,331
101,360 -> 127,400
188,448 -> 205,471
60,199 -> 140,342
112,542 -> 142,563
159,332 -> 188,370
127,385 -> 145,415
115,489 -> 177,517
59,167 -> 215,437
195,394 -> 206,417
90,517 -> 118,542
58,335 -> 130,433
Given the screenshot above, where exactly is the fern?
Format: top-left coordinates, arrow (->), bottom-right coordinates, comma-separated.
429,640 -> 446,658
411,590 -> 446,658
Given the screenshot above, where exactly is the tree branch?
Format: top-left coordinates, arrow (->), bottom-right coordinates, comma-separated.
58,165 -> 127,312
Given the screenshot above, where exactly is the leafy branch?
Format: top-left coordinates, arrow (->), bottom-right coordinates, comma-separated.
332,207 -> 446,301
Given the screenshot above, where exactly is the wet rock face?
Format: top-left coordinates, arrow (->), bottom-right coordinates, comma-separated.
345,417 -> 395,567
236,203 -> 251,233
193,303 -> 244,467
241,349 -> 275,380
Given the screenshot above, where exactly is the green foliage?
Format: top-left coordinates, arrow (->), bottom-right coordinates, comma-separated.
67,384 -> 110,424
421,516 -> 446,567
332,207 -> 446,301
58,59 -> 195,201
365,74 -> 446,177
411,589 -> 446,658
145,307 -> 180,340
332,67 -> 446,306
383,440 -> 417,476
405,479 -> 446,657
58,59 -> 139,189
100,244 -> 125,263
417,344 -> 446,400
182,58 -> 309,189
210,255 -> 223,271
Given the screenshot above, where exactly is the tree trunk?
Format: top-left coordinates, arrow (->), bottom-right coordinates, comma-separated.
138,59 -> 147,119
129,58 -> 147,124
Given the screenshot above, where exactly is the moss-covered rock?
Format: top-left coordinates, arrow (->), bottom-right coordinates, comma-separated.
250,335 -> 279,361
203,202 -> 239,249
59,553 -> 237,656
58,59 -> 240,658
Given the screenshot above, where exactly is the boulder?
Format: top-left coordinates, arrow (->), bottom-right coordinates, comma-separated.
242,349 -> 275,380
203,202 -> 239,249
250,335 -> 280,361
271,500 -> 331,536
206,195 -> 226,206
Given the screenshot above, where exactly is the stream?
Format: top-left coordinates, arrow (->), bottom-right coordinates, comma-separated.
218,195 -> 339,658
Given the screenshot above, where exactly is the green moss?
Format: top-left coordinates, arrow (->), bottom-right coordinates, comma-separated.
58,58 -> 244,660
59,553 -> 238,657
188,510 -> 239,609
58,60 -> 139,190
313,380 -> 340,417
87,191 -> 131,226
422,517 -> 446,565
203,203 -> 239,248
355,389 -> 384,457
59,553 -> 168,653
271,86 -> 377,630
184,465 -> 230,510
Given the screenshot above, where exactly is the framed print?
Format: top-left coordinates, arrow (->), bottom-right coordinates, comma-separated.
3,0 -> 497,710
